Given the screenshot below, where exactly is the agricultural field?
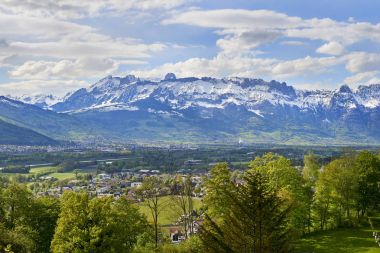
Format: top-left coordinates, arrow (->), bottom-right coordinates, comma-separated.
30,166 -> 58,174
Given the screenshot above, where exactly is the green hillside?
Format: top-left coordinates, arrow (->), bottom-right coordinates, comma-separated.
0,119 -> 57,145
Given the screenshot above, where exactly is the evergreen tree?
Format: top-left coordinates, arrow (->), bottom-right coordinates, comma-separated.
200,170 -> 291,253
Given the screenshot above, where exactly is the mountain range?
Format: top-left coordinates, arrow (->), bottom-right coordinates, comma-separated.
3,73 -> 380,145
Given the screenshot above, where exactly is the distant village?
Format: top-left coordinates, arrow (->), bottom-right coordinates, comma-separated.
35,165 -> 207,199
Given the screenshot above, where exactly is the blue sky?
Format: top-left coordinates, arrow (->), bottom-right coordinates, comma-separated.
0,0 -> 380,95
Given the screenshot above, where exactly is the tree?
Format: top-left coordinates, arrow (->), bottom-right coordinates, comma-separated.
51,191 -> 147,253
203,163 -> 236,220
136,177 -> 169,250
171,175 -> 194,238
51,191 -> 90,252
0,183 -> 37,252
302,153 -> 321,184
354,151 -> 380,216
249,153 -> 308,235
57,161 -> 78,173
302,153 -> 321,233
313,156 -> 358,229
199,170 -> 291,253
29,196 -> 60,253
2,183 -> 33,229
313,166 -> 334,230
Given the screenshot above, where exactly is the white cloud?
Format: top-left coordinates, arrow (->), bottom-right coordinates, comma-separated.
344,71 -> 380,86
316,41 -> 345,55
216,29 -> 282,53
345,52 -> 380,73
0,13 -> 94,39
0,0 -> 190,19
3,39 -> 165,61
7,58 -> 142,79
132,53 -> 341,81
159,8 -> 380,90
2,5 -> 380,95
0,79 -> 89,96
132,53 -> 277,79
164,9 -> 380,48
0,11 -> 167,83
162,9 -> 302,29
280,40 -> 306,46
163,9 -> 301,53
271,56 -> 341,78
286,19 -> 380,46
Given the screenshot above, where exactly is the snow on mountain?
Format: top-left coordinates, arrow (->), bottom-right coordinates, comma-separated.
3,74 -> 380,144
48,74 -> 380,115
10,94 -> 63,109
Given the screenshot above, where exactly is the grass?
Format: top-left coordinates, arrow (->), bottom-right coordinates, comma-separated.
136,196 -> 203,226
294,222 -> 380,253
29,166 -> 96,181
30,166 -> 58,174
47,172 -> 78,180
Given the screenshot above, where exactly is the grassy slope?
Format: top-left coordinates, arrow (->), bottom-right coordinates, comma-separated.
294,218 -> 380,253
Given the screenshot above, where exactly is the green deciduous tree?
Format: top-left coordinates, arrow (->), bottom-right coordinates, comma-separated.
313,156 -> 358,229
135,176 -> 169,250
203,163 -> 236,220
51,191 -> 147,253
302,153 -> 321,233
354,151 -> 380,216
171,175 -> 195,239
249,153 -> 308,235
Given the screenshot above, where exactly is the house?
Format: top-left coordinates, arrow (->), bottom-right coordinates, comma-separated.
169,228 -> 186,243
97,186 -> 110,194
184,160 -> 202,166
98,173 -> 111,180
131,182 -> 142,188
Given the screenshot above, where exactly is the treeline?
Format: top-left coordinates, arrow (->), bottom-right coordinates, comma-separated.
0,150 -> 379,252
197,150 -> 380,252
0,151 -> 129,167
0,165 -> 30,174
1,146 -> 344,173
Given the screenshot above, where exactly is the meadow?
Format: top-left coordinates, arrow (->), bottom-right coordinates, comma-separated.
294,217 -> 380,253
136,196 -> 203,226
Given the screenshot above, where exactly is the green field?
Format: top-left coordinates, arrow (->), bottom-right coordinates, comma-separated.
47,172 -> 78,180
30,166 -> 58,174
294,225 -> 380,253
27,165 -> 96,180
136,196 -> 203,226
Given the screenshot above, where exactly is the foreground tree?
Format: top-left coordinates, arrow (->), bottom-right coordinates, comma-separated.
51,191 -> 147,253
136,176 -> 169,250
0,182 -> 59,253
171,175 -> 195,238
354,151 -> 380,216
200,170 -> 291,253
313,156 -> 358,229
249,153 -> 308,235
203,163 -> 236,220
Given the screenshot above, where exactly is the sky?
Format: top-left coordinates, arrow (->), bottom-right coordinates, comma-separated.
1,0 -> 380,96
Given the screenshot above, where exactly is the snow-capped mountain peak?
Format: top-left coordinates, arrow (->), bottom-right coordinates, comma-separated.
11,74 -> 380,116
9,94 -> 62,109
